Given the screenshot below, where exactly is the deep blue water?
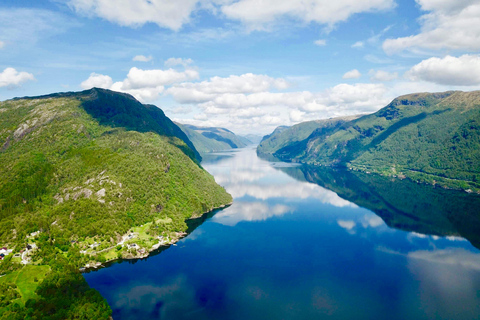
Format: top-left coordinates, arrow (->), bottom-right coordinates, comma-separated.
85,147 -> 480,320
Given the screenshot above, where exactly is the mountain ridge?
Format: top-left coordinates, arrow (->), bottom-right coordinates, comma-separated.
0,88 -> 232,318
257,90 -> 480,191
176,122 -> 251,153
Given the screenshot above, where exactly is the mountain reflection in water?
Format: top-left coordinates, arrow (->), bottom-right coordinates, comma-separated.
275,164 -> 480,250
85,147 -> 480,320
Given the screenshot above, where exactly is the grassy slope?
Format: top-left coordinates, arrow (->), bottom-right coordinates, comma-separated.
0,89 -> 231,246
0,88 -> 232,318
177,123 -> 251,152
259,91 -> 480,190
0,265 -> 51,305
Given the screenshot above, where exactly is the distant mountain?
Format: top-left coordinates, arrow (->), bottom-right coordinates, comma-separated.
242,134 -> 263,144
176,123 -> 251,153
0,88 -> 232,317
258,90 -> 480,191
257,116 -> 360,157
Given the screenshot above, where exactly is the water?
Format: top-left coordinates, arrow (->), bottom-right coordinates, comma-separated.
85,147 -> 480,320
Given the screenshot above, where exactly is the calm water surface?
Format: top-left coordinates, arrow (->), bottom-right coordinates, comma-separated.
85,147 -> 480,320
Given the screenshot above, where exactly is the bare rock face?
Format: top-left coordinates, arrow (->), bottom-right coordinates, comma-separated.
95,188 -> 106,198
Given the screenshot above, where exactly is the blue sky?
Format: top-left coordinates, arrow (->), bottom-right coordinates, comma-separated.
1,0 -> 480,134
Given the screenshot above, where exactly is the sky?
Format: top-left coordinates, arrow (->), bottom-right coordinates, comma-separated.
1,0 -> 480,135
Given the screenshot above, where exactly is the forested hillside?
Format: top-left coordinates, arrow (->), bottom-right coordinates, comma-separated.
258,91 -> 480,191
257,116 -> 359,157
0,88 -> 232,319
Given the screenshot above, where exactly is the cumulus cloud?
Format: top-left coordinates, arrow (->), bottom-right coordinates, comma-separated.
212,202 -> 291,226
167,73 -> 290,103
337,220 -> 356,230
383,0 -> 480,54
80,72 -> 113,89
369,69 -> 398,82
314,39 -> 326,46
66,0 -> 395,32
80,65 -> 199,102
132,55 -> 153,62
0,67 -> 35,88
406,54 -> 480,86
67,0 -> 199,30
298,83 -> 388,114
409,248 -> 480,272
164,58 -> 194,68
290,109 -> 306,122
361,215 -> 384,228
342,69 -> 361,79
221,0 -> 396,31
169,73 -> 389,133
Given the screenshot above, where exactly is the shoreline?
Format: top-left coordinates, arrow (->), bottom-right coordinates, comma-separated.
81,202 -> 232,273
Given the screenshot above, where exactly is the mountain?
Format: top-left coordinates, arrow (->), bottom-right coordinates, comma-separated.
242,134 -> 263,144
176,123 -> 251,153
276,165 -> 480,250
0,88 -> 232,318
257,116 -> 360,158
258,91 -> 480,191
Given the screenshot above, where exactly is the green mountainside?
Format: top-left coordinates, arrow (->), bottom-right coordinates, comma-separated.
176,123 -> 251,153
257,116 -> 360,158
258,91 -> 480,191
0,88 -> 232,319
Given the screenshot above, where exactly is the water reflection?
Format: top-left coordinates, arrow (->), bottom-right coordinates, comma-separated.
275,164 -> 480,249
84,147 -> 480,320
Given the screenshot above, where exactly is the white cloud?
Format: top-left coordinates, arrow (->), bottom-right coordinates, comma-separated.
342,69 -> 362,79
67,0 -> 199,30
167,73 -> 290,103
314,39 -> 326,46
170,75 -> 390,133
361,215 -> 384,228
406,55 -> 480,86
0,40 -> 4,49
352,41 -> 364,48
66,0 -> 396,32
289,109 -> 306,122
409,248 -> 480,272
0,68 -> 35,88
298,83 -> 388,113
164,58 -> 194,68
119,67 -> 199,90
221,0 -> 396,31
383,0 -> 480,54
338,219 -> 356,230
212,202 -> 291,226
132,55 -> 153,62
80,72 -> 113,89
369,69 -> 398,82
80,65 -> 199,102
